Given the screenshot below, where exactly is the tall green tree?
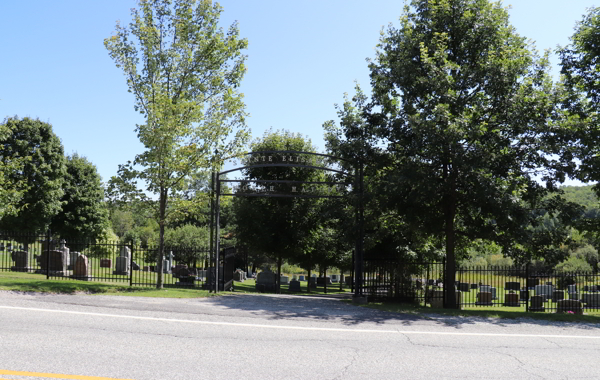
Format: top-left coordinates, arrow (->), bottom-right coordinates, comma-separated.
233,130 -> 326,292
559,7 -> 600,196
335,0 -> 570,307
0,120 -> 29,219
0,117 -> 66,247
50,154 -> 109,242
105,0 -> 249,288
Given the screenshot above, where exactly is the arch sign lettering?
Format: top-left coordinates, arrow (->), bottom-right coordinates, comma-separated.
210,150 -> 364,299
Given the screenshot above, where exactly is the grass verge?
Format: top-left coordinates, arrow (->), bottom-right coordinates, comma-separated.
0,271 -> 215,298
358,301 -> 600,323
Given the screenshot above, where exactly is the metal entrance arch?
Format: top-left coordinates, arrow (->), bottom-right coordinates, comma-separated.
210,150 -> 365,300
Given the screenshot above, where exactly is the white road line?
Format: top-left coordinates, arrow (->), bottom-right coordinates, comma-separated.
0,305 -> 598,340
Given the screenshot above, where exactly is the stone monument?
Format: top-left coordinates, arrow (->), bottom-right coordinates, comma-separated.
73,255 -> 92,280
255,268 -> 277,292
10,250 -> 31,272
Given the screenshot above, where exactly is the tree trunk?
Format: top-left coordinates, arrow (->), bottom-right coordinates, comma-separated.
307,268 -> 311,293
277,254 -> 282,294
157,187 -> 167,289
324,267 -> 327,294
443,185 -> 457,308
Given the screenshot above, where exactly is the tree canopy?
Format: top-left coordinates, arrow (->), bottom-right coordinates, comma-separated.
104,0 -> 249,287
0,117 -> 66,245
326,0 -> 576,306
50,153 -> 109,242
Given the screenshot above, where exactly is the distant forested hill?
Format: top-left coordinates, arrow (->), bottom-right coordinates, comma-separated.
560,185 -> 599,216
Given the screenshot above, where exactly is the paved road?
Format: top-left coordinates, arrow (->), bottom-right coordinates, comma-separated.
0,290 -> 599,380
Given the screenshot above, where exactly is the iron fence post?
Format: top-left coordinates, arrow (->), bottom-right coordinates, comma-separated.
526,262 -> 529,313
129,240 -> 134,287
46,230 -> 51,280
443,257 -> 446,309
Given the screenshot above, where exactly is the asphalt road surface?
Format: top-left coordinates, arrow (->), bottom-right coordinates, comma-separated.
0,290 -> 599,380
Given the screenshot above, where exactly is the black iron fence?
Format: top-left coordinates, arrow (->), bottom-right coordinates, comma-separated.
0,231 -> 225,290
363,257 -> 600,313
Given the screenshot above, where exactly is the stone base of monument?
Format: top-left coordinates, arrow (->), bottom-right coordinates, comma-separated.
71,275 -> 93,281
10,266 -> 31,272
36,270 -> 70,277
352,295 -> 368,305
113,271 -> 129,275
176,276 -> 196,286
556,299 -> 583,315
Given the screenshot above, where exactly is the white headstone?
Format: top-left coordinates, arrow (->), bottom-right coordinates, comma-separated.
120,246 -> 131,259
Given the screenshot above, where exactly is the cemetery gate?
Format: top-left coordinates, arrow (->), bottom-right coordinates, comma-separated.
210,150 -> 365,298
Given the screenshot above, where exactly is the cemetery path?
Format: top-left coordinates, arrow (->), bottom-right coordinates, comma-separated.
1,291 -> 600,379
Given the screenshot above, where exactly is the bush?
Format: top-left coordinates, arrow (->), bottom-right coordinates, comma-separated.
554,256 -> 593,272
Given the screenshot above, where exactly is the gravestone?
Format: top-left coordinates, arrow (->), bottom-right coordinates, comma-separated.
504,292 -> 520,307
567,284 -> 577,295
120,246 -> 131,259
292,274 -> 298,281
255,268 -> 277,292
339,274 -> 345,284
10,250 -> 31,272
113,256 -> 130,275
505,282 -> 520,291
331,274 -> 339,283
162,257 -> 170,274
529,295 -> 545,312
280,275 -> 289,285
583,293 -> 600,307
584,285 -> 589,292
569,291 -> 579,300
39,250 -> 69,276
345,276 -> 353,286
480,285 -> 497,300
175,268 -> 195,286
73,255 -> 91,280
591,285 -> 599,292
535,284 -> 553,300
100,259 -> 112,268
520,289 -> 530,302
288,279 -> 301,292
471,283 -> 478,290
317,277 -> 332,286
527,278 -> 540,289
430,290 -> 444,308
552,290 -> 564,303
143,266 -> 150,272
132,261 -> 140,270
233,270 -> 245,282
557,299 -> 584,315
459,283 -> 470,292
298,275 -> 305,281
309,277 -> 317,288
172,264 -> 188,277
476,291 -> 493,306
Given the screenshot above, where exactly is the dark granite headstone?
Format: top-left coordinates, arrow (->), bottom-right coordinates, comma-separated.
288,279 -> 301,292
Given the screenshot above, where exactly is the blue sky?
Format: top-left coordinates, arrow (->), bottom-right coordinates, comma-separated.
0,0 -> 597,186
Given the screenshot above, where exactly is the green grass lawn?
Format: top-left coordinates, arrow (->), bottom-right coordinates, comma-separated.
0,271 -> 215,298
